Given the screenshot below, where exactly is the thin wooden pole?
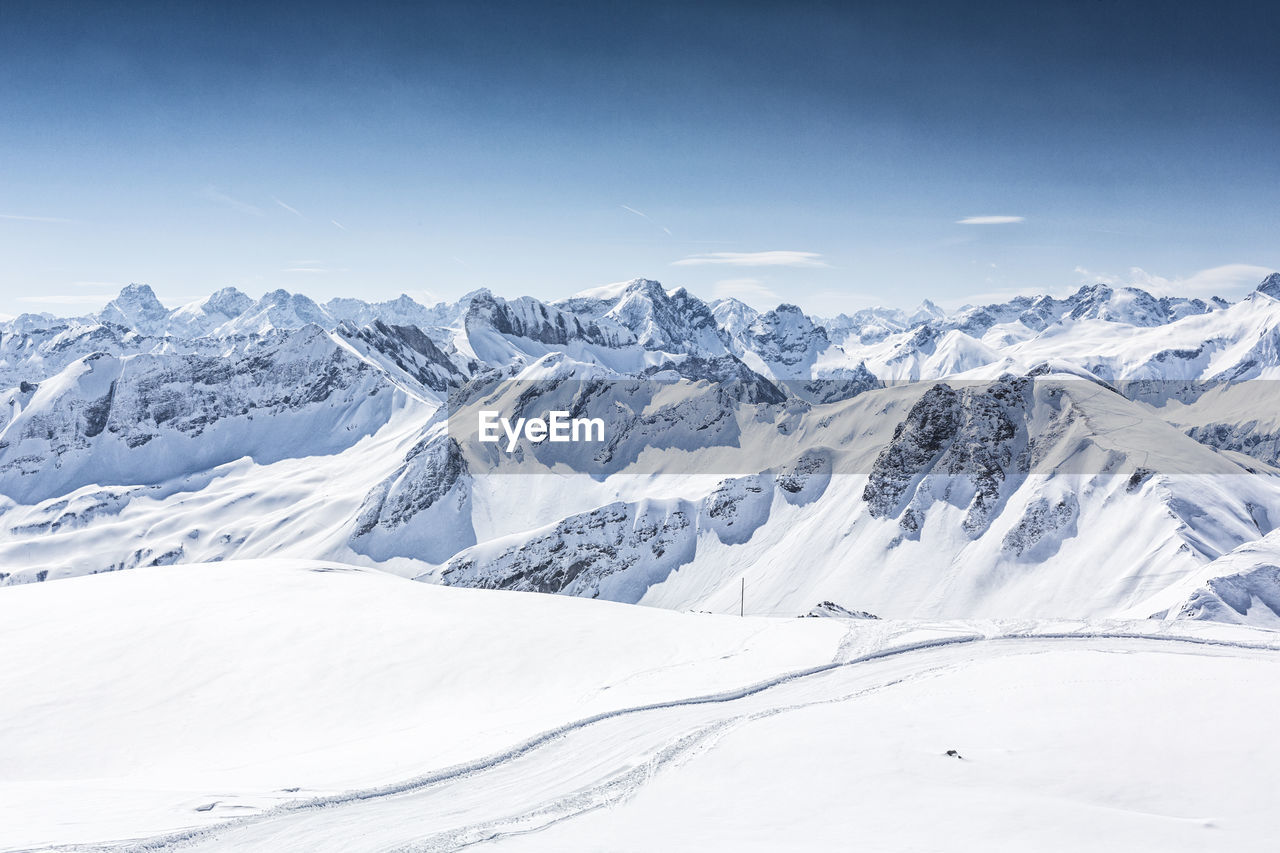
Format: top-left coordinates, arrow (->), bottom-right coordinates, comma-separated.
740,577 -> 744,617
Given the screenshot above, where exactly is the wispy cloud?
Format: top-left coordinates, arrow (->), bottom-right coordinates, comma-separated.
0,213 -> 77,223
673,250 -> 828,268
202,186 -> 264,217
273,197 -> 303,217
956,215 -> 1025,225
621,204 -> 672,236
17,293 -> 116,305
1075,263 -> 1277,298
711,278 -> 779,308
282,260 -> 347,274
331,219 -> 347,231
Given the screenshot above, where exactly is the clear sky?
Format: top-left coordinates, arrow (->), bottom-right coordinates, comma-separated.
1,0 -> 1277,317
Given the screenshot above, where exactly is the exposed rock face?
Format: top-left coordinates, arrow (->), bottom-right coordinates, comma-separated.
797,361 -> 881,404
354,434 -> 466,531
862,384 -> 962,521
1255,272 -> 1280,299
435,460 -> 831,602
97,284 -> 171,336
337,319 -> 465,392
862,378 -> 1030,537
0,326 -> 397,502
1184,422 -> 1280,468
350,433 -> 475,564
735,304 -> 829,369
802,601 -> 879,619
465,291 -> 610,346
440,500 -> 697,601
599,279 -> 732,350
1002,494 -> 1079,558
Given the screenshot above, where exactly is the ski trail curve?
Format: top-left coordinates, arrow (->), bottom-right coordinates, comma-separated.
53,629 -> 1280,853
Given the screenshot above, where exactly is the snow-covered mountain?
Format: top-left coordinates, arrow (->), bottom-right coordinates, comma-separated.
4,273 -> 1280,628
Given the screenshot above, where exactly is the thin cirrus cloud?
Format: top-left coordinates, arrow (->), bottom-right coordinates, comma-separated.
1,213 -> 77,223
281,260 -> 348,274
17,292 -> 117,304
673,250 -> 828,268
273,197 -> 304,218
621,204 -> 672,236
956,215 -> 1025,225
202,186 -> 264,217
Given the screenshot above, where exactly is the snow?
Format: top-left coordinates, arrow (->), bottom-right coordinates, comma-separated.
9,276 -> 1280,849
491,642 -> 1280,853
567,279 -> 636,301
5,560 -> 1276,851
0,560 -> 846,849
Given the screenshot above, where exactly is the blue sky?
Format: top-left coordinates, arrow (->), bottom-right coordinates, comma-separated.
1,0 -> 1277,317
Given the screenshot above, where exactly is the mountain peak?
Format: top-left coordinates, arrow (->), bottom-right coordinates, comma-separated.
623,278 -> 669,300
117,282 -> 159,301
98,282 -> 170,334
1255,272 -> 1280,299
204,286 -> 252,314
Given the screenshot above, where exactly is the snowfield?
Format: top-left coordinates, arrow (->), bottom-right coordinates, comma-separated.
0,560 -> 845,850
3,560 -> 1278,852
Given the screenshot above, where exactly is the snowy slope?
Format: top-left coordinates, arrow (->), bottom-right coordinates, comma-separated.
418,372 -> 1280,620
0,559 -> 845,849
491,638 -> 1280,853
4,561 -> 1276,852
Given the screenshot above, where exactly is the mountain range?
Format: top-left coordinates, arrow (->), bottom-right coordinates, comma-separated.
5,274 -> 1280,628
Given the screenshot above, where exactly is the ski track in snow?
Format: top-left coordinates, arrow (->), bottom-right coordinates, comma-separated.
39,628 -> 1280,853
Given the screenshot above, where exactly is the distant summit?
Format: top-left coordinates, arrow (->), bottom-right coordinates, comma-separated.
1255,272 -> 1280,299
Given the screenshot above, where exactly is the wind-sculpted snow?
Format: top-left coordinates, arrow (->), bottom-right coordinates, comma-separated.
1174,564 -> 1280,626
5,487 -> 133,536
1126,528 -> 1280,628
